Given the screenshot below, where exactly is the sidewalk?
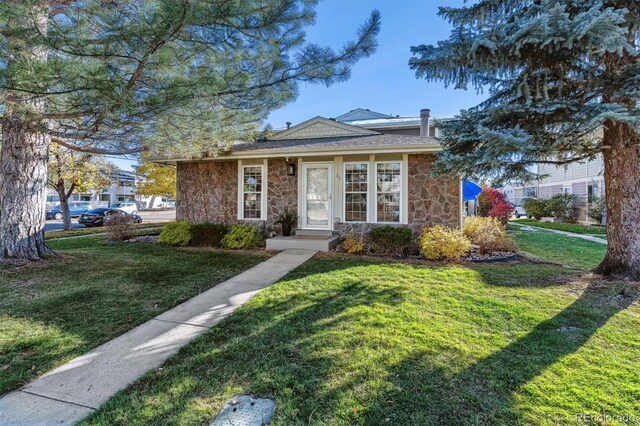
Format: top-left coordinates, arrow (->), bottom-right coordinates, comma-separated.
510,222 -> 607,245
0,249 -> 316,426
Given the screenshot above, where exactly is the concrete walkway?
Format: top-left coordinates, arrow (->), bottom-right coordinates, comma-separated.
0,249 -> 316,426
510,222 -> 608,244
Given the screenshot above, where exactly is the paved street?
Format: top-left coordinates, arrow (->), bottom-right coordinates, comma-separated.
44,208 -> 176,232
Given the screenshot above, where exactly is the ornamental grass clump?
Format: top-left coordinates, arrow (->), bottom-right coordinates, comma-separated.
463,216 -> 515,254
419,225 -> 471,261
342,233 -> 365,255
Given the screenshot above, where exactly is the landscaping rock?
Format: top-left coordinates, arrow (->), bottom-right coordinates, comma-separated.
464,251 -> 518,263
519,226 -> 537,231
124,235 -> 159,244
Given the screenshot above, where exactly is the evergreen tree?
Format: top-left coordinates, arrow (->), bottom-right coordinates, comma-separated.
410,0 -> 640,278
0,0 -> 380,260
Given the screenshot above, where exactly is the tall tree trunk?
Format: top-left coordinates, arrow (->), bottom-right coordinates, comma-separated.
55,182 -> 72,231
593,120 -> 640,279
0,2 -> 54,260
0,118 -> 54,260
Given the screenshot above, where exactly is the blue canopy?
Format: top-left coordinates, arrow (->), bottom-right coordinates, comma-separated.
462,180 -> 482,201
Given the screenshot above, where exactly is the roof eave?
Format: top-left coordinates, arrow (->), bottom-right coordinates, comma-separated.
359,123 -> 420,130
149,143 -> 443,165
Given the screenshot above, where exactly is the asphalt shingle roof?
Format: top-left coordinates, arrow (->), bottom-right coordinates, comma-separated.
232,134 -> 439,153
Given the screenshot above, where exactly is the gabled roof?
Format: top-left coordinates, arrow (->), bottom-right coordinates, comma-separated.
149,113 -> 442,164
150,134 -> 441,164
334,108 -> 394,123
235,134 -> 439,154
270,116 -> 378,140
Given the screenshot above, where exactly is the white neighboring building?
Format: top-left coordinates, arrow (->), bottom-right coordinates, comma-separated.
511,155 -> 604,223
45,169 -> 167,210
500,183 -> 516,204
536,156 -> 603,202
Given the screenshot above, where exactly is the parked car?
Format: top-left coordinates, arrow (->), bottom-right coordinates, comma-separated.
513,198 -> 531,218
78,208 -> 142,227
46,202 -> 91,220
109,202 -> 138,215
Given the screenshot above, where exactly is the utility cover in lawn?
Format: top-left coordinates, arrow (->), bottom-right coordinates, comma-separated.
210,395 -> 276,425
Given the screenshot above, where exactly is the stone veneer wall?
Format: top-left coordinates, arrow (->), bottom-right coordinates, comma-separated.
407,153 -> 460,232
266,159 -> 297,230
177,154 -> 459,235
176,161 -> 238,223
334,154 -> 460,236
176,159 -> 297,229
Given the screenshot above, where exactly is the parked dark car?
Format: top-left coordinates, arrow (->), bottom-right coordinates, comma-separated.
46,202 -> 91,220
78,208 -> 142,227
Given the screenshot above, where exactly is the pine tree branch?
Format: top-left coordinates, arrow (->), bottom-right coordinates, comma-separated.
53,138 -> 146,155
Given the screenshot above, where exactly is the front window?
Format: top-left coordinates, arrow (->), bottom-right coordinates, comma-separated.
242,166 -> 263,219
588,183 -> 600,203
523,187 -> 537,198
344,163 -> 368,222
376,162 -> 401,223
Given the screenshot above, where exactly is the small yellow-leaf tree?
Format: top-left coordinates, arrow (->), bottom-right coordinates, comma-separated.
48,145 -> 112,230
136,156 -> 176,203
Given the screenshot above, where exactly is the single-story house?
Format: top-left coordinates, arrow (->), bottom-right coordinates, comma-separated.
153,109 -> 462,249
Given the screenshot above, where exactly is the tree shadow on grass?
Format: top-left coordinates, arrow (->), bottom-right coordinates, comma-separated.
85,275 -> 409,425
359,278 -> 640,425
84,259 -> 639,425
0,243 -> 267,395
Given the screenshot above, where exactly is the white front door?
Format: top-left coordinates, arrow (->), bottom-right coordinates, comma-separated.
302,163 -> 333,230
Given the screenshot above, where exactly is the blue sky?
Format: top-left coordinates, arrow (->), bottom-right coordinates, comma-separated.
267,0 -> 486,128
114,0 -> 484,171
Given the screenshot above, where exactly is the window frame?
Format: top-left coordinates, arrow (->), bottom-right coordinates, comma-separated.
587,182 -> 600,203
239,163 -> 267,221
343,161 -> 369,223
374,160 -> 403,224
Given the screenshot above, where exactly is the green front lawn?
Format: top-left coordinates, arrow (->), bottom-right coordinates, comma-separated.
510,228 -> 607,270
0,237 -> 268,395
45,222 -> 173,239
83,244 -> 638,424
511,218 -> 606,235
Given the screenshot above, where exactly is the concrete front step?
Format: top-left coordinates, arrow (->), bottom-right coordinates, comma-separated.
294,229 -> 334,237
267,235 -> 340,251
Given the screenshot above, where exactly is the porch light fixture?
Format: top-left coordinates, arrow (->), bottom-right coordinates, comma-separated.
287,162 -> 296,176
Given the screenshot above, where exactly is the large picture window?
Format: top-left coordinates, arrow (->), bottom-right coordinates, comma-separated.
376,162 -> 401,223
344,163 -> 368,222
242,165 -> 263,219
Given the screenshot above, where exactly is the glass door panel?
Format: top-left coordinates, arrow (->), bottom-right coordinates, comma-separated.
304,165 -> 331,228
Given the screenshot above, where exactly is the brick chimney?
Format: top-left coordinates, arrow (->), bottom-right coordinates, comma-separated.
420,108 -> 431,137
